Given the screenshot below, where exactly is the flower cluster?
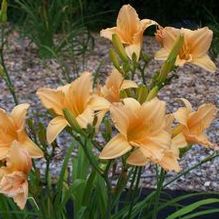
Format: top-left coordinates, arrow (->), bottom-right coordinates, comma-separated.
36,4 -> 217,174
0,104 -> 43,209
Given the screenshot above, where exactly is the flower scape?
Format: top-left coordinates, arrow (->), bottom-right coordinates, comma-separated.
0,3 -> 218,218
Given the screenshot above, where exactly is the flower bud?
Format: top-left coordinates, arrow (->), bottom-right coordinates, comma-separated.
63,108 -> 81,133
146,86 -> 158,101
120,89 -> 128,99
0,0 -> 7,23
0,64 -> 4,78
158,34 -> 184,83
109,48 -> 121,71
112,34 -> 129,62
137,85 -> 148,104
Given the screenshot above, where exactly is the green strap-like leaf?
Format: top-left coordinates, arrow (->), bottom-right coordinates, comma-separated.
167,198 -> 219,219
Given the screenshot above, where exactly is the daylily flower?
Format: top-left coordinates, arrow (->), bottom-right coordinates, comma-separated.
37,72 -> 109,144
174,98 -> 217,147
98,69 -> 137,103
155,26 -> 216,72
100,4 -> 157,60
99,98 -> 171,166
0,104 -> 43,160
158,115 -> 187,172
0,142 -> 32,209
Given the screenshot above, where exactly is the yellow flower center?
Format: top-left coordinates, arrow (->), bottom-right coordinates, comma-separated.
179,44 -> 192,61
127,118 -> 146,144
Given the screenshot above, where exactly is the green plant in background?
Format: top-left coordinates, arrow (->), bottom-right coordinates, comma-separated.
0,0 -> 18,104
203,6 -> 219,59
15,0 -> 93,58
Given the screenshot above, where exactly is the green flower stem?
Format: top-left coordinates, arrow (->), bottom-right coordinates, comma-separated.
112,165 -> 130,211
128,152 -> 219,218
0,25 -> 18,105
152,168 -> 166,219
127,167 -> 138,201
127,166 -> 142,219
79,137 -> 103,175
163,152 -> 219,188
139,67 -> 146,84
78,135 -> 113,218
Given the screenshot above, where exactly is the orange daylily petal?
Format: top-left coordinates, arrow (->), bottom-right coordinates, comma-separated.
47,116 -> 68,144
159,150 -> 181,172
171,133 -> 188,149
116,4 -> 139,43
132,19 -> 158,45
57,83 -> 71,94
123,98 -> 141,112
154,48 -> 170,60
0,109 -> 14,131
88,96 -> 110,111
140,19 -> 158,30
138,130 -> 171,161
76,107 -> 94,128
185,133 -> 214,147
18,132 -> 43,158
7,143 -> 32,173
125,43 -> 141,60
188,104 -> 217,132
94,110 -> 108,131
0,171 -> 28,209
37,88 -> 65,115
141,98 -> 166,132
184,27 -> 212,57
191,55 -> 216,73
127,148 -> 148,166
13,180 -> 28,209
110,104 -> 129,136
10,104 -> 30,130
99,134 -> 132,159
100,27 -> 118,41
67,72 -> 93,115
120,79 -> 137,90
174,108 -> 189,128
165,114 -> 174,133
100,70 -> 137,103
180,98 -> 193,112
162,27 -> 180,51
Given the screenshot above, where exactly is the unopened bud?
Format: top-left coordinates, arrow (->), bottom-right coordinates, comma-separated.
146,86 -> 159,101
137,85 -> 148,104
63,108 -> 81,133
0,0 -> 7,23
112,34 -> 129,62
109,48 -> 121,71
158,34 -> 184,83
0,64 -> 4,77
120,89 -> 128,99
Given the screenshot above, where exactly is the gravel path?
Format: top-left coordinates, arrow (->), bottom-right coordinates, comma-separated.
0,32 -> 218,191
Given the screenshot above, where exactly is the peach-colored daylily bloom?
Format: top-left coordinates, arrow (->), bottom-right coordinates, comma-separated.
99,69 -> 137,103
0,104 -> 43,160
37,72 -> 110,144
174,98 -> 217,147
0,142 -> 32,209
100,4 -> 157,60
155,26 -> 216,72
158,115 -> 187,172
99,98 -> 171,165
